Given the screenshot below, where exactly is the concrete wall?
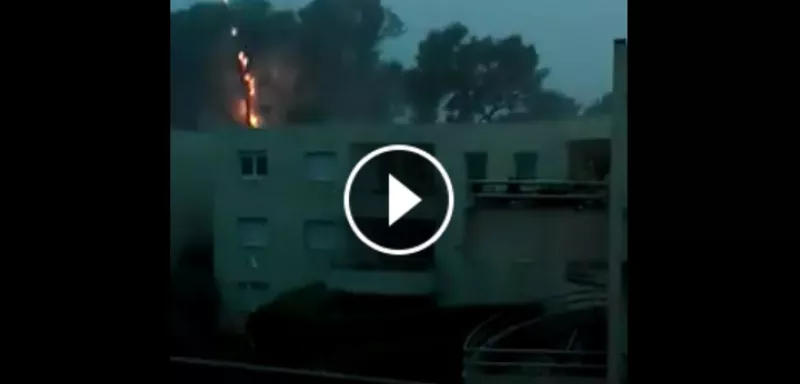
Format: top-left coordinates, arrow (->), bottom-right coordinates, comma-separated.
461,209 -> 608,305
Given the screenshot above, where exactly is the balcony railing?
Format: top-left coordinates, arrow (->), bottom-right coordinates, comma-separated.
463,290 -> 607,353
565,259 -> 608,288
468,179 -> 608,209
462,290 -> 608,381
463,348 -> 607,378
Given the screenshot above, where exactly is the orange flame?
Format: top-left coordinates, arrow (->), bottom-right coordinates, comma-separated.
237,51 -> 262,129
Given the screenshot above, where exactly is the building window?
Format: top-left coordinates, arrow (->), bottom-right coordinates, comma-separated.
305,152 -> 337,182
304,220 -> 342,251
513,152 -> 539,179
239,150 -> 267,178
238,218 -> 267,248
465,152 -> 488,180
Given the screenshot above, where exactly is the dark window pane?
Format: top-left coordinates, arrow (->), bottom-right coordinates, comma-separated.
240,156 -> 254,175
465,152 -> 488,180
513,152 -> 538,179
255,155 -> 268,175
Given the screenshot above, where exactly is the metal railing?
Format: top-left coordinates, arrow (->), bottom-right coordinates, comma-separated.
467,179 -> 609,210
170,356 -> 436,384
469,179 -> 608,195
470,179 -> 608,186
463,349 -> 607,377
565,259 -> 608,288
462,289 -> 608,379
463,289 -> 606,351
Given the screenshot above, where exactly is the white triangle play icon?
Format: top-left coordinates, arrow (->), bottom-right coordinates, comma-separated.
388,174 -> 422,227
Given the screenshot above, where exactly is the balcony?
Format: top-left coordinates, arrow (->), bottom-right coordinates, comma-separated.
326,244 -> 435,296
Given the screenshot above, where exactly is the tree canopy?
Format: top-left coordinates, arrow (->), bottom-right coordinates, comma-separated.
170,0 -> 610,129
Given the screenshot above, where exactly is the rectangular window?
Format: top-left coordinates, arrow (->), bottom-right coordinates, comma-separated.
513,152 -> 539,179
304,152 -> 337,182
238,218 -> 267,248
239,150 -> 268,178
304,220 -> 342,251
465,152 -> 488,180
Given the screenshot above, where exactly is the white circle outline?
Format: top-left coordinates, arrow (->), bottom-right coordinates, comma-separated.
343,144 -> 454,256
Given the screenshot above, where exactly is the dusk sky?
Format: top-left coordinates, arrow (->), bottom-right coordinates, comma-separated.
170,0 -> 628,104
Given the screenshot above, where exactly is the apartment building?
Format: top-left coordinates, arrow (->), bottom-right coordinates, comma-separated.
169,39 -> 628,384
209,117 -> 612,325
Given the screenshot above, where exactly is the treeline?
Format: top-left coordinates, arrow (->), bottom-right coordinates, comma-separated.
170,0 -> 612,130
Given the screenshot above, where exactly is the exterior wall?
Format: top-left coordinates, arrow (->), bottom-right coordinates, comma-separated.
170,130 -> 214,271
460,209 -> 608,305
203,117 -> 612,323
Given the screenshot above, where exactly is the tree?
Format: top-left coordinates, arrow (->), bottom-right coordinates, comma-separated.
407,23 -> 558,123
582,92 -> 613,116
295,0 -> 406,122
405,23 -> 470,123
406,23 -> 583,124
170,2 -> 232,130
246,283 -> 344,365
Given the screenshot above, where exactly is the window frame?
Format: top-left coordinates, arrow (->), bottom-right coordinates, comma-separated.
237,217 -> 268,248
239,150 -> 268,179
513,151 -> 539,179
304,151 -> 338,182
303,219 -> 343,252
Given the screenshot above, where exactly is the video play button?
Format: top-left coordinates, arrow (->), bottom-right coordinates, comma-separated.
344,144 -> 454,256
388,174 -> 421,226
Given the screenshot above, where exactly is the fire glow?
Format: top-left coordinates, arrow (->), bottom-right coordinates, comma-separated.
225,0 -> 262,129
237,51 -> 261,128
